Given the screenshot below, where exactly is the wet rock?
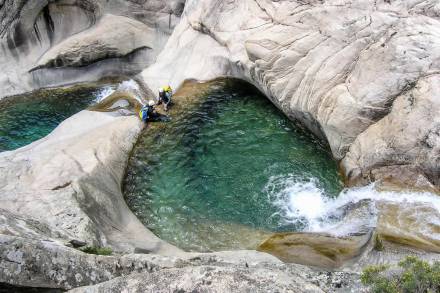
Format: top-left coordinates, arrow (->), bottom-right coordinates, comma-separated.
256,198 -> 376,269
88,91 -> 144,113
328,199 -> 377,236
1,0 -> 439,290
257,231 -> 372,269
376,201 -> 440,253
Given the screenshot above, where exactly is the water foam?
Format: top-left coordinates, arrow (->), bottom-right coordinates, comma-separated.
94,79 -> 145,104
265,174 -> 440,235
94,86 -> 115,103
117,79 -> 141,93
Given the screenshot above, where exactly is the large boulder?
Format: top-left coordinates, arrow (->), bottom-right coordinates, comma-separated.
342,74 -> 440,189
32,14 -> 158,70
258,232 -> 372,269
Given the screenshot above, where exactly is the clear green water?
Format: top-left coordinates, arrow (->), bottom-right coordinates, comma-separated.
0,85 -> 113,152
124,80 -> 343,252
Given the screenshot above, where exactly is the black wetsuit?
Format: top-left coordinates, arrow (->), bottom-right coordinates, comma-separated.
158,91 -> 172,111
141,105 -> 170,122
159,91 -> 170,104
141,105 -> 158,122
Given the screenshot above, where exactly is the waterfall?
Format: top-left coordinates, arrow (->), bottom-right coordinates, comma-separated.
266,174 -> 440,237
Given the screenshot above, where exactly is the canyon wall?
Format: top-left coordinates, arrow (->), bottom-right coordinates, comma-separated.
142,0 -> 440,190
0,0 -> 185,98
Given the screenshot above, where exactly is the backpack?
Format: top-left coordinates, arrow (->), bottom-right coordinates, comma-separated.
139,106 -> 150,122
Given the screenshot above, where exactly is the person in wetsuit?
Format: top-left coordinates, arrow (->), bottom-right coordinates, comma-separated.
157,86 -> 172,111
139,100 -> 171,123
140,100 -> 159,122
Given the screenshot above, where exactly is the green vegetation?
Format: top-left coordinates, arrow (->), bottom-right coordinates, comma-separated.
361,256 -> 440,293
80,246 -> 113,256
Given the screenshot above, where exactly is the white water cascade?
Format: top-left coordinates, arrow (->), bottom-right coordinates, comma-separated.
266,174 -> 440,238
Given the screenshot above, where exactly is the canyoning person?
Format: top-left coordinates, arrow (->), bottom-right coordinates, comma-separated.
139,100 -> 159,122
139,100 -> 171,123
157,85 -> 173,111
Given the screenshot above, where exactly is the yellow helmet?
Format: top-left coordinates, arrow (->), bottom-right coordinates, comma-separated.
164,85 -> 172,93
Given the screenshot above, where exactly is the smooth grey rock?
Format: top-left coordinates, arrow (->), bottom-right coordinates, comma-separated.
68,266 -> 325,293
341,74 -> 440,189
1,0 -> 440,291
0,109 -> 179,256
0,234 -> 180,290
141,0 -> 440,189
0,0 -> 185,99
32,14 -> 157,70
1,233 -> 345,292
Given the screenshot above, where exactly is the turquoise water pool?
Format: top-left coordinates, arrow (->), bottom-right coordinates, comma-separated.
0,85 -> 114,152
124,80 -> 343,252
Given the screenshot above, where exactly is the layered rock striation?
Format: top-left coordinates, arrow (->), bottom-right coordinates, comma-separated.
1,0 -> 440,291
0,0 -> 185,98
142,0 -> 440,190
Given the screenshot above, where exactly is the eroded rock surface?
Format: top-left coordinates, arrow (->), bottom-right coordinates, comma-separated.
1,0 -> 440,291
1,233 -> 361,292
0,234 -> 176,290
258,232 -> 372,269
0,109 -> 178,256
0,0 -> 185,98
142,0 -> 440,189
32,14 -> 157,71
69,266 -> 324,293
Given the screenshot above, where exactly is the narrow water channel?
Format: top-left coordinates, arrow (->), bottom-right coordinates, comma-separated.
124,79 -> 343,252
0,84 -> 116,152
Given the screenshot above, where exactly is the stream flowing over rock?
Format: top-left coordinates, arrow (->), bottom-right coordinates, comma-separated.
1,0 -> 440,291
